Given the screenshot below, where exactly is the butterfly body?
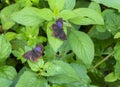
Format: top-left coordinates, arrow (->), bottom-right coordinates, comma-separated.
22,45 -> 44,62
51,18 -> 67,40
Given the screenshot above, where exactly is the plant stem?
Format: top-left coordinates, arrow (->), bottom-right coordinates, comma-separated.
89,51 -> 114,72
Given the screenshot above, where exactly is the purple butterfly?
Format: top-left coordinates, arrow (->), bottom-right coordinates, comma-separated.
22,45 -> 44,62
51,18 -> 67,40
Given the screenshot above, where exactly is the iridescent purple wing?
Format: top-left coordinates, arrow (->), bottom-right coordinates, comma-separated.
51,18 -> 67,40
56,18 -> 63,28
22,45 -> 44,62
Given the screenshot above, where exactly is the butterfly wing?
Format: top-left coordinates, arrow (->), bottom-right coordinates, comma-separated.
51,18 -> 67,40
22,51 -> 33,60
22,44 -> 44,62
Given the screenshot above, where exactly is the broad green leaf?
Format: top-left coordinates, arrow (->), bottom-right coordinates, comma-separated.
12,7 -> 44,26
102,9 -> 120,35
16,71 -> 50,87
27,59 -> 44,72
69,30 -> 94,66
105,72 -> 117,82
42,60 -> 80,84
114,42 -> 120,79
64,0 -> 76,10
114,42 -> 120,61
0,66 -> 17,80
0,34 -> 12,63
48,0 -> 65,12
0,4 -> 19,30
70,8 -> 104,25
92,0 -> 120,12
59,10 -> 76,20
47,22 -> 67,52
89,2 -> 101,13
0,78 -> 12,87
38,8 -> 53,21
115,62 -> 120,80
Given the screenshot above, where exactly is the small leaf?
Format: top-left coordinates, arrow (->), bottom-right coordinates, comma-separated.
92,0 -> 120,12
89,2 -> 101,13
101,9 -> 120,35
0,4 -> 19,30
0,34 -> 12,63
0,65 -> 17,80
5,32 -> 17,41
70,8 -> 104,25
42,60 -> 80,84
27,59 -> 44,72
48,0 -> 65,12
47,22 -> 66,52
105,72 -> 117,82
64,0 -> 76,10
15,71 -> 50,87
69,30 -> 94,66
114,32 -> 120,39
59,10 -> 76,20
12,7 -> 44,26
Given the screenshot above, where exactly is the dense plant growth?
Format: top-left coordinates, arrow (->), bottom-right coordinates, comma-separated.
0,0 -> 120,87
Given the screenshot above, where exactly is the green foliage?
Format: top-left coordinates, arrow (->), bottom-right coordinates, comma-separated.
15,71 -> 50,87
69,29 -> 94,67
0,34 -> 12,63
0,4 -> 19,30
0,0 -> 120,86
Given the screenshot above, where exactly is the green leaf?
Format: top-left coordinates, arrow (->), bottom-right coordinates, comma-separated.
12,48 -> 26,63
5,32 -> 17,41
104,72 -> 117,82
59,10 -> 76,20
89,26 -> 111,40
24,26 -> 39,38
0,34 -> 12,63
64,0 -> 76,10
0,4 -> 19,30
12,7 -> 44,26
70,63 -> 91,85
102,9 -> 120,35
16,0 -> 32,7
114,42 -> 120,79
114,42 -> 120,61
47,22 -> 67,52
88,2 -> 101,13
42,60 -> 80,84
69,30 -> 94,66
0,65 -> 17,80
0,78 -> 12,87
92,0 -> 120,12
48,0 -> 65,12
38,8 -> 53,21
27,59 -> 44,72
70,8 -> 104,25
114,62 -> 120,80
15,71 -> 50,87
114,32 -> 120,39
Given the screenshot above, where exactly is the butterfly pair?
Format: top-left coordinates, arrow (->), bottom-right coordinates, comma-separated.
51,18 -> 67,40
22,45 -> 44,62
